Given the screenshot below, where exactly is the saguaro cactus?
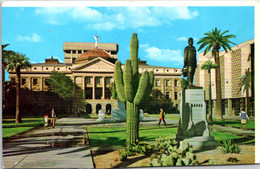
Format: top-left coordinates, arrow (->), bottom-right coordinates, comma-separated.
115,33 -> 154,146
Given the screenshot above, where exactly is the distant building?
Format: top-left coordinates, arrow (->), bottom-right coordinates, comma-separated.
194,39 -> 254,116
7,41 -> 182,115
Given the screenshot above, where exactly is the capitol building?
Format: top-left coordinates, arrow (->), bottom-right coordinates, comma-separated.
7,41 -> 182,115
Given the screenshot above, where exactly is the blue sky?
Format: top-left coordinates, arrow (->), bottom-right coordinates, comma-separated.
2,6 -> 254,80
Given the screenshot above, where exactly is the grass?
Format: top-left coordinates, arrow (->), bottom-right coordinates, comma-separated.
144,114 -> 179,121
88,125 -> 254,148
87,126 -> 177,148
213,120 -> 255,129
2,118 -> 44,138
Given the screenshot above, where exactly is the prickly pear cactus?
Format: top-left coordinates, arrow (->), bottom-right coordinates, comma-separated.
115,33 -> 154,146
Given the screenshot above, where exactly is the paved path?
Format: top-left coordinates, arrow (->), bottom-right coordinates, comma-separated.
3,118 -> 93,168
3,116 -> 255,168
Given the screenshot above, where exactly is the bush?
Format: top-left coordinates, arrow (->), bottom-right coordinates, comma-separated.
150,136 -> 199,166
219,140 -> 241,154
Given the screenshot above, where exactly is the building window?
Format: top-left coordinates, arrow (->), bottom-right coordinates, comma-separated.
11,77 -> 15,84
78,50 -> 82,54
106,77 -> 112,84
33,78 -> 38,85
72,50 -> 76,54
174,80 -> 178,86
86,77 -> 91,84
155,80 -> 160,86
34,67 -> 37,70
46,68 -> 48,70
22,78 -> 26,85
166,92 -> 170,99
175,92 -> 178,100
155,91 -> 159,99
57,68 -> 60,70
166,80 -> 170,87
96,77 -> 101,84
166,69 -> 169,72
45,79 -> 50,86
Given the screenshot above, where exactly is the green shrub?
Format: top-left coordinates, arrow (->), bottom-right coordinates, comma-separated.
150,136 -> 199,166
219,140 -> 241,154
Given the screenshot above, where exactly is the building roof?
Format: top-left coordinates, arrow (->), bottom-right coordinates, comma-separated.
63,42 -> 118,52
31,63 -> 72,66
74,48 -> 115,64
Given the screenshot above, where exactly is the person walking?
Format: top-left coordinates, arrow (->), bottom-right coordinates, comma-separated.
240,108 -> 250,131
158,108 -> 166,126
50,108 -> 56,128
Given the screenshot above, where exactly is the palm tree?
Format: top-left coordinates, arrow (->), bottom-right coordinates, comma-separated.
5,53 -> 31,123
2,44 -> 16,113
197,28 -> 236,120
239,68 -> 251,115
201,60 -> 218,122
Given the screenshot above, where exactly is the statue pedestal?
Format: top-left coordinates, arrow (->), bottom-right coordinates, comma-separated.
176,88 -> 217,151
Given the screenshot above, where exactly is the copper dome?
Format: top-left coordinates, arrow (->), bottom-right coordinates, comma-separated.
75,48 -> 113,63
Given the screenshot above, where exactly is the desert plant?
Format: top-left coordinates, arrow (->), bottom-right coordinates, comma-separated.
219,140 -> 241,154
115,33 -> 154,146
150,142 -> 199,166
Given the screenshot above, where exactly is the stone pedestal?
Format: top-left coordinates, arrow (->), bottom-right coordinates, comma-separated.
177,88 -> 217,151
96,109 -> 106,122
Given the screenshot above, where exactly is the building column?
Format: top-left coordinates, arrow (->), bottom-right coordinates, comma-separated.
172,79 -> 175,100
29,77 -> 32,90
71,50 -> 73,63
162,78 -> 165,95
92,76 -> 96,99
83,76 -> 86,98
102,77 -> 106,99
227,99 -> 233,116
40,77 -> 43,91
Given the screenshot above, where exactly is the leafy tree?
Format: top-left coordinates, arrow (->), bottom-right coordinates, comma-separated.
239,68 -> 251,115
197,28 -> 236,120
46,71 -> 85,115
201,60 -> 218,122
5,53 -> 31,123
181,78 -> 189,89
109,82 -> 117,99
2,44 -> 16,113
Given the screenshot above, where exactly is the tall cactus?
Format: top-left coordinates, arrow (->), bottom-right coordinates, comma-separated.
115,33 -> 154,146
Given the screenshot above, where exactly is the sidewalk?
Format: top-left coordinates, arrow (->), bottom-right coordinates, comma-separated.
3,118 -> 93,168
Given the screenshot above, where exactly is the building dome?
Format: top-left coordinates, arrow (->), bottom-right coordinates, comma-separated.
75,48 -> 113,64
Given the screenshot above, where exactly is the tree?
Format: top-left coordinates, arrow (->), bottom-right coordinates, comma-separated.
239,68 -> 251,115
181,78 -> 189,89
2,44 -> 16,113
46,71 -> 85,115
5,53 -> 31,123
197,28 -> 236,120
201,60 -> 218,122
115,33 -> 154,146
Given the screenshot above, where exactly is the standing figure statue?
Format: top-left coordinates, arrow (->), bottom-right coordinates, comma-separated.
183,38 -> 197,86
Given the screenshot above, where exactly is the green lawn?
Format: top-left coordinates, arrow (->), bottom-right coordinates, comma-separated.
2,118 -> 44,138
213,120 -> 255,129
88,125 -> 254,148
87,126 -> 177,148
144,114 -> 179,121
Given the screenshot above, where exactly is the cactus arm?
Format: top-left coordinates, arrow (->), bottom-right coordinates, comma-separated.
115,61 -> 126,102
124,59 -> 134,102
130,33 -> 139,93
149,71 -> 154,88
133,71 -> 149,105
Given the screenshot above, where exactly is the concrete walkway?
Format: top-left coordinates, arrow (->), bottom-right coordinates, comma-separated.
3,118 -> 93,168
2,116 -> 255,168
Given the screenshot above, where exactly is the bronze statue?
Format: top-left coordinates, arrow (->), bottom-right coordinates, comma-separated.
183,38 -> 197,86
